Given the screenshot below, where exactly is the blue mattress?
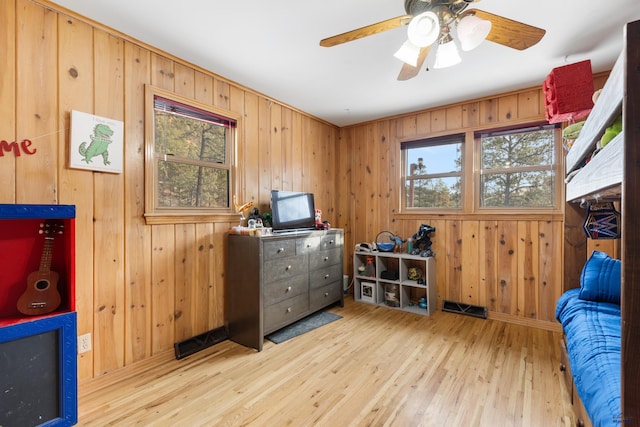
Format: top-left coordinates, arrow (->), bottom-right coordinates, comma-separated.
556,289 -> 621,427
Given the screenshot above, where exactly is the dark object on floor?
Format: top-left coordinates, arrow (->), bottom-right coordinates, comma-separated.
442,300 -> 488,319
174,326 -> 229,359
266,311 -> 342,344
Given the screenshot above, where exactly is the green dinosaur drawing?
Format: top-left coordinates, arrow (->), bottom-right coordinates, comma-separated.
79,123 -> 114,165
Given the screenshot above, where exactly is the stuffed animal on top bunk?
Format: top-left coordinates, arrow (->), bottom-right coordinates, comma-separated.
599,115 -> 623,149
562,88 -> 623,153
410,224 -> 436,257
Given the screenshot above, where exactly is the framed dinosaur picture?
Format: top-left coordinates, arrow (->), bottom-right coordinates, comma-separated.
69,110 -> 124,173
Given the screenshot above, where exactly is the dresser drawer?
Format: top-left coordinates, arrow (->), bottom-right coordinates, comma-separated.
264,294 -> 309,333
263,255 -> 307,284
263,239 -> 297,261
263,274 -> 308,305
309,282 -> 342,312
310,248 -> 342,271
320,233 -> 342,250
297,235 -> 321,254
309,264 -> 343,289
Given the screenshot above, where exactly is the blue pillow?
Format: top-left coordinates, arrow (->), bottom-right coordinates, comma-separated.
579,251 -> 621,304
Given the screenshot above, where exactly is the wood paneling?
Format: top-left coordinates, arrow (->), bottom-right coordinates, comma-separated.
16,1 -> 58,204
461,221 -> 479,304
340,85 -> 568,329
6,0 -> 605,383
122,41 -> 152,367
4,0 -> 339,381
479,220 -> 499,311
93,29 -> 126,376
0,0 -> 16,202
56,15 -> 97,379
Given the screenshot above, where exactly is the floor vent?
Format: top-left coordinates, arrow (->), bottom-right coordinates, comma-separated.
442,300 -> 488,319
174,326 -> 229,360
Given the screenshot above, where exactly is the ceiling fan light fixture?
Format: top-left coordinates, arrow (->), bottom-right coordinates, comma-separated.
433,35 -> 461,69
394,40 -> 421,67
407,11 -> 440,47
456,14 -> 492,51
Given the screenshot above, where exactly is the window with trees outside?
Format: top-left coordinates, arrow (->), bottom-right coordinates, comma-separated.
402,134 -> 464,209
144,86 -> 239,223
477,124 -> 560,209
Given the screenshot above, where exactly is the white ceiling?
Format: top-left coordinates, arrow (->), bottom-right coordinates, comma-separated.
48,0 -> 640,127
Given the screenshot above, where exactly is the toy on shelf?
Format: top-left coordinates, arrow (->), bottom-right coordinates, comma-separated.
599,115 -> 622,149
233,195 -> 255,226
375,231 -> 396,252
407,267 -> 424,284
376,231 -> 405,252
562,120 -> 585,152
364,257 -> 376,277
410,224 -> 436,257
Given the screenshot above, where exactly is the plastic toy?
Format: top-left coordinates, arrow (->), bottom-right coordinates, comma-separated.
410,224 -> 436,257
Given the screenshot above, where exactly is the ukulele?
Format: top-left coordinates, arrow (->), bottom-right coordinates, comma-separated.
16,221 -> 63,316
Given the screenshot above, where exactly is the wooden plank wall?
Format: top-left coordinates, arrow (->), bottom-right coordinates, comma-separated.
338,91 -> 565,330
1,0 -> 338,381
338,73 -> 610,330
2,0 -> 614,384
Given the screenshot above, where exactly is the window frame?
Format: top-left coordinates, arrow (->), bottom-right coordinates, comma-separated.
474,123 -> 563,213
400,133 -> 465,213
144,85 -> 241,225
399,123 -> 563,216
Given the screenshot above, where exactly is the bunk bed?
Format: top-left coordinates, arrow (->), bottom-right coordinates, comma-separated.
559,19 -> 640,427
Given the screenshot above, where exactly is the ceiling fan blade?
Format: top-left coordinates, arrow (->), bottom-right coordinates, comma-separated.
462,9 -> 545,50
397,45 -> 432,81
320,15 -> 412,47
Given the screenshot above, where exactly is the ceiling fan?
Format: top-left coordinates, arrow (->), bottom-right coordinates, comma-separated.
320,0 -> 546,81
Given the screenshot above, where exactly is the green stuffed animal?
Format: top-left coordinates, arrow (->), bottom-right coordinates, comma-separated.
562,121 -> 585,140
562,120 -> 585,152
600,115 -> 623,148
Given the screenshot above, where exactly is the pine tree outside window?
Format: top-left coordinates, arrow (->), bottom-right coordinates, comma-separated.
477,124 -> 560,209
144,86 -> 240,224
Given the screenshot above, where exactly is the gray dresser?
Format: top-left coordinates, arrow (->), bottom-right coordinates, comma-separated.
226,229 -> 344,351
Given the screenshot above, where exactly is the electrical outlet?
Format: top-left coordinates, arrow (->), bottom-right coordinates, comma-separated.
78,333 -> 92,354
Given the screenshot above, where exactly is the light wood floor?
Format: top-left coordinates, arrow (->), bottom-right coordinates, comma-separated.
78,297 -> 575,426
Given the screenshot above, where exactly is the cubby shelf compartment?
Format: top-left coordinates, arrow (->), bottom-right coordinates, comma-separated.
0,204 -> 76,327
353,251 -> 436,315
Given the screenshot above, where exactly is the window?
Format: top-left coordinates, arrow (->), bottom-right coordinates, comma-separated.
402,134 -> 464,209
145,86 -> 240,223
477,124 -> 560,209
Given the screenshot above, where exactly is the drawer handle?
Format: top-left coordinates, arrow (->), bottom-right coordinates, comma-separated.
324,292 -> 329,297
285,286 -> 292,293
286,265 -> 292,271
559,364 -> 566,372
307,243 -> 312,248
329,240 -> 334,245
323,256 -> 329,262
287,307 -> 292,313
324,274 -> 330,279
277,247 -> 285,253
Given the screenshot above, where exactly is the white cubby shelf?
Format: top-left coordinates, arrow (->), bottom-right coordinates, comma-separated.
353,251 -> 436,315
